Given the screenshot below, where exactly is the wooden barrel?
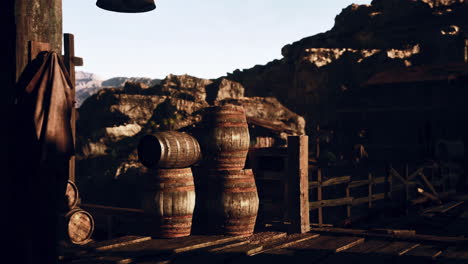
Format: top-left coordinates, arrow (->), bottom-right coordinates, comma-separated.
209,169 -> 259,236
202,105 -> 250,170
142,168 -> 196,238
65,180 -> 79,209
138,131 -> 202,169
62,208 -> 94,245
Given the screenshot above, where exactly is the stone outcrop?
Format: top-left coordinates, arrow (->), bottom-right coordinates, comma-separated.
226,0 -> 468,131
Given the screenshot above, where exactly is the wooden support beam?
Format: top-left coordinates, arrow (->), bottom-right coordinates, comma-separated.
287,135 -> 310,233
317,168 -> 323,227
391,167 -> 407,184
420,172 -> 439,197
368,172 -> 373,209
309,176 -> 351,189
345,185 -> 351,218
309,197 -> 354,208
405,164 -> 410,215
63,33 -> 83,183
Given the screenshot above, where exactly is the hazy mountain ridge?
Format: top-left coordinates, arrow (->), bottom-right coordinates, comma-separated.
75,71 -> 161,106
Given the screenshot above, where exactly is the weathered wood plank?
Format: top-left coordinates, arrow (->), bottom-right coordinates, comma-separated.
102,235 -> 244,259
287,135 -> 310,233
371,242 -> 420,256
309,176 -> 351,189
218,232 -> 309,256
436,246 -> 468,264
319,240 -> 392,264
310,227 -> 468,245
369,228 -> 416,237
422,201 -> 464,215
402,244 -> 443,259
257,235 -> 364,263
226,233 -> 319,256
310,197 -> 354,208
92,236 -> 152,251
348,176 -> 386,188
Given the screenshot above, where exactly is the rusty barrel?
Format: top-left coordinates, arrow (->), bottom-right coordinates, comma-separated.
60,208 -> 94,245
138,131 -> 201,168
142,168 -> 196,238
65,180 -> 79,209
210,169 -> 259,236
202,105 -> 250,170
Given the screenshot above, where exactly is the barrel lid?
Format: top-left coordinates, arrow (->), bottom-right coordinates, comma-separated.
205,104 -> 246,114
138,134 -> 162,168
67,209 -> 94,245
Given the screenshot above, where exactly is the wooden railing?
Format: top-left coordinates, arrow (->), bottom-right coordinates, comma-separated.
248,135 -> 449,233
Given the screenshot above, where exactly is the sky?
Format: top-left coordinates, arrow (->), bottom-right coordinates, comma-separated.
63,0 -> 372,80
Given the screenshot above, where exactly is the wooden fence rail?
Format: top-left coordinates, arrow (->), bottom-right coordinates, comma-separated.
249,136 -> 450,233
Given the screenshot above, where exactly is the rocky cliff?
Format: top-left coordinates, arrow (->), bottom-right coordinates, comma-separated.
225,0 -> 467,131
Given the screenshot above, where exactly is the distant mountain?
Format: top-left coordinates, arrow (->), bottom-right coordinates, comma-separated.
75,71 -> 161,107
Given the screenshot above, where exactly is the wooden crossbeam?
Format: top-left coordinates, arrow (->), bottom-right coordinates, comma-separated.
309,176 -> 351,189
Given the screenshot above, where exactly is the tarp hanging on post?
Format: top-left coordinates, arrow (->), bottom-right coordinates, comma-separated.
16,51 -> 75,160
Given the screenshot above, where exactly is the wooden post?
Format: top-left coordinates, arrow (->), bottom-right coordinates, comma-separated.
63,33 -> 83,183
405,164 -> 409,215
317,167 -> 323,227
64,33 -> 76,183
368,172 -> 373,209
315,125 -> 323,227
345,184 -> 351,218
287,135 -> 310,233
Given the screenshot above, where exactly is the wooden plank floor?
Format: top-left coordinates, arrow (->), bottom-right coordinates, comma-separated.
59,231 -> 468,264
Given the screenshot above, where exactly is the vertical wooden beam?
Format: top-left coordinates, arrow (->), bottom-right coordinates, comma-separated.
287,135 -> 310,233
405,164 -> 409,215
368,172 -> 373,209
317,167 -> 323,227
345,184 -> 351,218
316,125 -> 323,228
64,33 -> 76,183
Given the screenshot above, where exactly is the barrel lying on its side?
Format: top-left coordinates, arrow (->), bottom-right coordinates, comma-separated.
142,167 -> 196,238
138,131 -> 202,169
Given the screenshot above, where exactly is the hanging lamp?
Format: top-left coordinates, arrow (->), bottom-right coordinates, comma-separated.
96,0 -> 156,13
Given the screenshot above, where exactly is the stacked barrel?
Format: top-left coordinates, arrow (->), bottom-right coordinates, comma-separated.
137,131 -> 200,238
199,105 -> 259,236
61,181 -> 94,245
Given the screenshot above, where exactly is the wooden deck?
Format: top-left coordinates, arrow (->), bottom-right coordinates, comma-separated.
59,228 -> 468,264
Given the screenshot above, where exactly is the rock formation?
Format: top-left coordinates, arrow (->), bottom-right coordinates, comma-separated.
225,0 -> 467,131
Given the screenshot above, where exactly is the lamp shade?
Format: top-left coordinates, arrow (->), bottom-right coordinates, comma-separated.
96,0 -> 156,13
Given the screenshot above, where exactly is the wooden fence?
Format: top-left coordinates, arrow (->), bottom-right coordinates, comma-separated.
248,135 -> 451,233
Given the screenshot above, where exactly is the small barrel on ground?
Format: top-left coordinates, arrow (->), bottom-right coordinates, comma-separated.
60,208 -> 94,245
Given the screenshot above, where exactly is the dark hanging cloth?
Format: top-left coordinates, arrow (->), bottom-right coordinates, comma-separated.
12,51 -> 75,264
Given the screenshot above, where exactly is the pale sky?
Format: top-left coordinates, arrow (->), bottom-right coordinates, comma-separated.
63,0 -> 371,80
